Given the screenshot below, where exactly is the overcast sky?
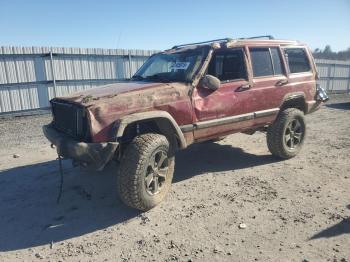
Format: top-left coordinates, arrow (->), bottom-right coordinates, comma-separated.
0,0 -> 349,51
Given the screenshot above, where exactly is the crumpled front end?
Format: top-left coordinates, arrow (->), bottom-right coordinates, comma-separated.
45,96 -> 119,170
43,81 -> 191,169
43,124 -> 118,171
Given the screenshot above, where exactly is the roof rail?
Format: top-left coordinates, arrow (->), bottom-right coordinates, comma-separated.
172,38 -> 233,49
171,35 -> 276,49
239,35 -> 275,40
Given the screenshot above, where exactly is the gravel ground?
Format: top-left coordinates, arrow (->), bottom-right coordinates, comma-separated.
0,114 -> 51,152
0,95 -> 349,262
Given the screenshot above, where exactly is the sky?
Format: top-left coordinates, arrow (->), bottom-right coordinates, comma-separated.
0,0 -> 349,52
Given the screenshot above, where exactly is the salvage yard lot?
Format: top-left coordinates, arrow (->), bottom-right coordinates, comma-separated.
0,95 -> 349,261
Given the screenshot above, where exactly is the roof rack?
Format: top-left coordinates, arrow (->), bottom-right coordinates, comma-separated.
171,35 -> 276,49
238,35 -> 275,40
172,38 -> 233,49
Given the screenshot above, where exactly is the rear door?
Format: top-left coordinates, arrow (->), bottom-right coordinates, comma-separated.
247,46 -> 289,112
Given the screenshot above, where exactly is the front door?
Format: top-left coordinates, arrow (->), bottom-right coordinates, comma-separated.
192,47 -> 252,140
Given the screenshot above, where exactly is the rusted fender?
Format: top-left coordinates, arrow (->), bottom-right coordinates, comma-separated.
116,111 -> 187,149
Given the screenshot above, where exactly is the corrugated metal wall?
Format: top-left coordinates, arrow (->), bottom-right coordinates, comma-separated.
0,46 -> 349,114
0,46 -> 158,113
315,59 -> 350,93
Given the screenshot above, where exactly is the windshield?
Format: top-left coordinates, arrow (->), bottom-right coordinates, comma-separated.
132,47 -> 209,83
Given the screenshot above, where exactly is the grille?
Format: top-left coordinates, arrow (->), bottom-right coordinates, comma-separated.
51,100 -> 86,139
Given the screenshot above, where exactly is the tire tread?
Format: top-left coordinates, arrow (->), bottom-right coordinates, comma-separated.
117,133 -> 174,211
267,108 -> 305,159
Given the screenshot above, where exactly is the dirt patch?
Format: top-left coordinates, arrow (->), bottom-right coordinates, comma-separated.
0,94 -> 349,261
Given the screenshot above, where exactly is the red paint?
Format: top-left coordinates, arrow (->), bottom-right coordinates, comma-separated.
52,39 -> 320,144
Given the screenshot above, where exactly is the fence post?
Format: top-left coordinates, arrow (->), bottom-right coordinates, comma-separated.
2,51 -> 14,112
49,51 -> 57,97
128,52 -> 132,79
331,64 -> 336,92
347,64 -> 350,94
326,63 -> 331,92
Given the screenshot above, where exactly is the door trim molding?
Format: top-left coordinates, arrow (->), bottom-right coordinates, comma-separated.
180,108 -> 279,132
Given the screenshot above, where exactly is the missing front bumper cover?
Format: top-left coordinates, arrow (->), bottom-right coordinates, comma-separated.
43,124 -> 118,171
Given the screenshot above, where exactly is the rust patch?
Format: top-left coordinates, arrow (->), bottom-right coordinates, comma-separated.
52,81 -> 193,143
82,95 -> 99,104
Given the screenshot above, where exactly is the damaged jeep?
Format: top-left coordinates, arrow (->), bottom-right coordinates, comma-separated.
43,36 -> 328,211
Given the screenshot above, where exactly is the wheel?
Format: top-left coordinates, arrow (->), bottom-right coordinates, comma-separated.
267,108 -> 306,159
117,133 -> 174,211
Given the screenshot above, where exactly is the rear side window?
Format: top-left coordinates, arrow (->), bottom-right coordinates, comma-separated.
250,47 -> 284,77
250,48 -> 273,77
207,49 -> 247,82
284,48 -> 311,73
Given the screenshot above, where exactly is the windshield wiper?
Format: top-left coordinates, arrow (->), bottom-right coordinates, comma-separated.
145,74 -> 170,83
131,75 -> 145,81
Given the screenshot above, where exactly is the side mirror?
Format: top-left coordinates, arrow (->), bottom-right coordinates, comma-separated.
200,75 -> 220,91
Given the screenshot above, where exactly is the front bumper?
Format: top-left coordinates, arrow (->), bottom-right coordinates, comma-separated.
43,124 -> 118,171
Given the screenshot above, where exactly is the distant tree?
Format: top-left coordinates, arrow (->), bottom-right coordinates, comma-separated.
313,45 -> 350,61
323,45 -> 332,54
337,48 -> 350,61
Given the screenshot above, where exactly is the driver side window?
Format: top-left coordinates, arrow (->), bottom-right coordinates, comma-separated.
207,49 -> 247,82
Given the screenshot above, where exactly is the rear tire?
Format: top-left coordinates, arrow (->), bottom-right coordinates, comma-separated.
267,108 -> 306,159
117,133 -> 174,211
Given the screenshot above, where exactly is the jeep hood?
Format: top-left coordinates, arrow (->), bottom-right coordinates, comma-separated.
58,81 -> 167,105
52,81 -> 191,142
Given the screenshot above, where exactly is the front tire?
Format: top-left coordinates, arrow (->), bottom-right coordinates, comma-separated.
267,108 -> 306,159
117,133 -> 174,211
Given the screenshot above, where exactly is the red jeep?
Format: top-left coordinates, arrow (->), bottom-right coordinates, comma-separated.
43,36 -> 328,210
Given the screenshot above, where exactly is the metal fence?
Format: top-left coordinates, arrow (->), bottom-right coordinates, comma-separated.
315,59 -> 350,93
0,46 -> 158,114
0,46 -> 349,114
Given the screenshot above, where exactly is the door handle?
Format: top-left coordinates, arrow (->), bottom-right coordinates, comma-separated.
275,79 -> 288,86
236,84 -> 251,92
